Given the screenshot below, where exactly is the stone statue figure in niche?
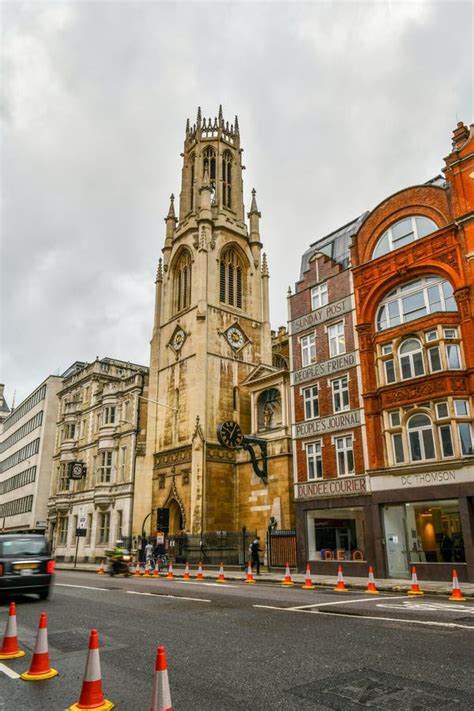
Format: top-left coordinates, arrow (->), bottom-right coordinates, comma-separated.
257,388 -> 282,431
263,403 -> 273,428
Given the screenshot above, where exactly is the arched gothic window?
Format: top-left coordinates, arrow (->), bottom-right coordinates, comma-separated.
222,150 -> 232,208
219,248 -> 244,308
174,250 -> 192,313
203,146 -> 216,181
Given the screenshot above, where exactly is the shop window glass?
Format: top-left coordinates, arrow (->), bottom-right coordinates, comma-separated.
406,500 -> 465,564
308,508 -> 366,562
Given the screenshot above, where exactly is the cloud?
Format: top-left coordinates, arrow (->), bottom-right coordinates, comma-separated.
1,0 -> 472,405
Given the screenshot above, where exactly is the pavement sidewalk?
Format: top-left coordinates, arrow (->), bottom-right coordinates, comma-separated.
56,562 -> 474,598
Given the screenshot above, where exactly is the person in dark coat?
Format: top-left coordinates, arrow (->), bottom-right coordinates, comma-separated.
250,536 -> 263,575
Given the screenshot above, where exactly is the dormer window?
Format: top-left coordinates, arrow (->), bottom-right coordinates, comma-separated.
373,216 -> 437,259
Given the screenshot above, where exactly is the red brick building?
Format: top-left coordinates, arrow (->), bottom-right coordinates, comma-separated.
351,121 -> 474,582
289,216 -> 371,576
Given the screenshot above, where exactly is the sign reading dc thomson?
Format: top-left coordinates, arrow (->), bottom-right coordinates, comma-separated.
294,409 -> 361,438
290,296 -> 351,335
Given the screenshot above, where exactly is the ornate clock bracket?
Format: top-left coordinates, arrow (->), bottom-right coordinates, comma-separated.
241,435 -> 268,484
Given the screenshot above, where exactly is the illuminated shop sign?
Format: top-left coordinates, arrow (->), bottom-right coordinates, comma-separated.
296,476 -> 369,499
294,409 -> 361,438
291,351 -> 358,385
290,297 -> 351,335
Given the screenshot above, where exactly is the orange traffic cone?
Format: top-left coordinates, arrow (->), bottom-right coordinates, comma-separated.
68,629 -> 114,710
244,561 -> 256,584
301,564 -> 315,590
216,562 -> 226,583
334,565 -> 348,592
183,562 -> 191,580
195,561 -> 204,581
133,561 -> 142,576
143,560 -> 151,577
448,569 -> 466,601
97,560 -> 105,575
20,612 -> 58,681
0,601 -> 25,660
150,645 -> 172,711
166,562 -> 174,580
407,566 -> 424,596
281,563 -> 294,586
153,560 -> 160,577
365,566 -> 379,594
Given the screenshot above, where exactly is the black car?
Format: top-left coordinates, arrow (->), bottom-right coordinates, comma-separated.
0,533 -> 55,602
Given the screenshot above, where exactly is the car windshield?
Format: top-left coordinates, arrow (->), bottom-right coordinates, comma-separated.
0,538 -> 49,557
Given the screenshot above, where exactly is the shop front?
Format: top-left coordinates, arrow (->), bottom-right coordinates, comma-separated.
371,465 -> 474,582
295,476 -> 376,576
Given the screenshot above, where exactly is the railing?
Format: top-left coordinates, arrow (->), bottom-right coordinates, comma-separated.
266,529 -> 297,568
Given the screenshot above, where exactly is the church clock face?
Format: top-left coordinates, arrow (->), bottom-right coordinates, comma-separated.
226,326 -> 245,351
171,327 -> 186,352
217,420 -> 243,449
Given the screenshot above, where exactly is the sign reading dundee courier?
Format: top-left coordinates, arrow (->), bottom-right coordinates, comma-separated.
294,409 -> 361,438
296,476 -> 369,500
290,296 -> 351,335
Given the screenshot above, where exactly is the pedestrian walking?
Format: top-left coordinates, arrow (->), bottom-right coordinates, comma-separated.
250,536 -> 262,575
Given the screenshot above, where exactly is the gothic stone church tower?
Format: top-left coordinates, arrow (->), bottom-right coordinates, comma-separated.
133,107 -> 293,539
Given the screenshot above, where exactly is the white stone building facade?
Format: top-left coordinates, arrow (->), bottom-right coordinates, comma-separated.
47,358 -> 148,562
0,376 -> 62,532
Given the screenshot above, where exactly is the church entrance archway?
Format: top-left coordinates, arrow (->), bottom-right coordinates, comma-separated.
168,498 -> 184,533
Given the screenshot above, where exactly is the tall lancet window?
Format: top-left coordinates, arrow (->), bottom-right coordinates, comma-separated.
222,150 -> 232,208
203,146 -> 216,181
219,247 -> 244,308
174,249 -> 192,313
189,154 -> 195,212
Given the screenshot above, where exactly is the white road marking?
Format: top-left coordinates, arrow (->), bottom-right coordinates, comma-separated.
56,583 -> 109,591
126,591 -> 211,602
253,604 -> 474,630
173,580 -> 239,588
286,595 -> 407,610
0,663 -> 20,679
377,601 -> 474,614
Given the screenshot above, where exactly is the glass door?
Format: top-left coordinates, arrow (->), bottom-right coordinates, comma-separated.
383,505 -> 409,578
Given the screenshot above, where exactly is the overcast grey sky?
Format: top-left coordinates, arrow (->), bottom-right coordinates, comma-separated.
1,0 -> 472,406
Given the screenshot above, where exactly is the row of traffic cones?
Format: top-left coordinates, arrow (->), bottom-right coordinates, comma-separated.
0,602 -> 173,710
98,557 -> 468,599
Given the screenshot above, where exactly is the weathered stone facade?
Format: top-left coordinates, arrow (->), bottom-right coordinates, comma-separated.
133,108 -> 293,542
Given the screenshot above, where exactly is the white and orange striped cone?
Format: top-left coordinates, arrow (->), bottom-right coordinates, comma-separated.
301,564 -> 315,590
334,565 -> 348,592
143,560 -> 151,577
216,562 -> 226,583
68,629 -> 114,710
183,562 -> 191,581
133,561 -> 142,576
153,560 -> 160,577
244,561 -> 256,584
448,569 -> 466,601
97,560 -> 105,575
166,562 -> 174,580
365,566 -> 379,594
0,601 -> 25,660
407,566 -> 424,596
195,561 -> 204,581
150,645 -> 172,711
20,612 -> 58,681
281,563 -> 294,586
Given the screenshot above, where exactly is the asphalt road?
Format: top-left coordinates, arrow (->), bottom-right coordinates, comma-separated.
1,569 -> 473,710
